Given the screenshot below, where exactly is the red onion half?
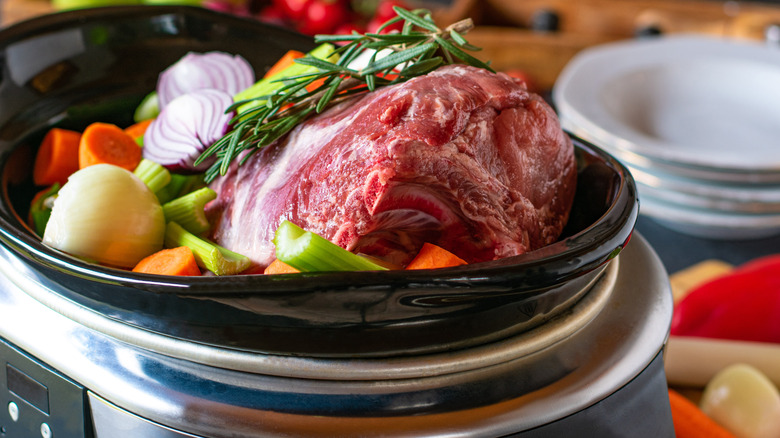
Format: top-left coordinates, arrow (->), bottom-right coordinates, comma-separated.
143,89 -> 234,172
157,51 -> 255,109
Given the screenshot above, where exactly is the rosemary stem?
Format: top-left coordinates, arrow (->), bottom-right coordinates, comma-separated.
445,18 -> 474,35
272,77 -> 364,120
200,7 -> 490,182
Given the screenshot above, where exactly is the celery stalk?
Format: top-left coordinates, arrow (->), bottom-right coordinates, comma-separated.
234,43 -> 338,118
273,220 -> 387,272
134,91 -> 159,123
29,183 -> 61,237
162,187 -> 217,235
165,221 -> 250,275
155,173 -> 205,204
134,158 -> 171,193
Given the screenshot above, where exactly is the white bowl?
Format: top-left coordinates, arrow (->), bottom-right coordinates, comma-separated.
555,35 -> 780,183
639,192 -> 780,239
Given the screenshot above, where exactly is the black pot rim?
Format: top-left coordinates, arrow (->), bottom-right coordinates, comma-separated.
0,6 -> 638,356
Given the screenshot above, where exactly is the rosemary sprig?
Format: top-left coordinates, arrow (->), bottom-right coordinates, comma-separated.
197,7 -> 492,183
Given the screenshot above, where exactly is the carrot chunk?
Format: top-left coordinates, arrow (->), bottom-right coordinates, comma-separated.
124,118 -> 154,141
668,389 -> 735,438
264,258 -> 300,274
132,246 -> 201,276
33,128 -> 82,186
264,50 -> 305,79
78,122 -> 142,171
306,77 -> 327,92
406,242 -> 467,270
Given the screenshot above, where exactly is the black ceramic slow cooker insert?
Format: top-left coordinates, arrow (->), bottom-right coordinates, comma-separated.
0,7 -> 674,437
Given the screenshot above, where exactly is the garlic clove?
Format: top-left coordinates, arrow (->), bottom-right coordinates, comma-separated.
700,363 -> 780,438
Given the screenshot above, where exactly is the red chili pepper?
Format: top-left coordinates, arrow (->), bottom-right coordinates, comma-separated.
670,254 -> 780,344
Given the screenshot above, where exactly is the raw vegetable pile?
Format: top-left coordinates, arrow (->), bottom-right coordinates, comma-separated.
669,364 -> 780,438
667,256 -> 780,438
28,7 -> 477,277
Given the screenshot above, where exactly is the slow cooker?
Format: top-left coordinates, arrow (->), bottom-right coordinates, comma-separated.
0,6 -> 674,437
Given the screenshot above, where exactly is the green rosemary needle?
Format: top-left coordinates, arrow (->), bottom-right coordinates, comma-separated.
197,7 -> 492,183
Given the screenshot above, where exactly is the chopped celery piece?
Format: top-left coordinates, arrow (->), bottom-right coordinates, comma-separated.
31,210 -> 53,237
134,158 -> 171,193
134,91 -> 159,123
29,183 -> 61,237
234,43 -> 338,118
162,187 -> 217,235
273,220 -> 388,272
165,221 -> 250,275
156,173 -> 205,204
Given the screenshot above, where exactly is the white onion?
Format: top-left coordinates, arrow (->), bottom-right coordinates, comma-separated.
157,51 -> 255,109
43,164 -> 166,269
143,89 -> 234,172
700,363 -> 780,438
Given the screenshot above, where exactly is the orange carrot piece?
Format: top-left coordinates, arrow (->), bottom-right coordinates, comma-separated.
406,242 -> 467,270
124,118 -> 154,140
264,50 -> 305,79
78,122 -> 142,171
306,77 -> 327,92
668,389 -> 735,438
276,78 -> 333,113
132,246 -> 201,276
33,128 -> 82,186
264,259 -> 300,274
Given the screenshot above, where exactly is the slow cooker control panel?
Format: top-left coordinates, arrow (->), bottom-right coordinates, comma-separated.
1,337 -> 91,438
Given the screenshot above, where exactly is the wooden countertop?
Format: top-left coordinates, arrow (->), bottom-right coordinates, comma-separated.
2,0 -> 54,27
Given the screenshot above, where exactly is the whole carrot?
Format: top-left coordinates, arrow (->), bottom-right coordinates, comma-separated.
78,122 -> 142,171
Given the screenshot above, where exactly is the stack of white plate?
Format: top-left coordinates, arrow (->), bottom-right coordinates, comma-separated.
553,35 -> 780,239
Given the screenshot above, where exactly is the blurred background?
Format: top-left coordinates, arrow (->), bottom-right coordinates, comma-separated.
3,0 -> 780,94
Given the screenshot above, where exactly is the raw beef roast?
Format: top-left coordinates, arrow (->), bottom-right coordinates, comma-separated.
207,65 -> 577,268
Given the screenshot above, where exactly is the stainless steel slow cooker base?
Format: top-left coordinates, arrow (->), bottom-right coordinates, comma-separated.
0,233 -> 673,437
